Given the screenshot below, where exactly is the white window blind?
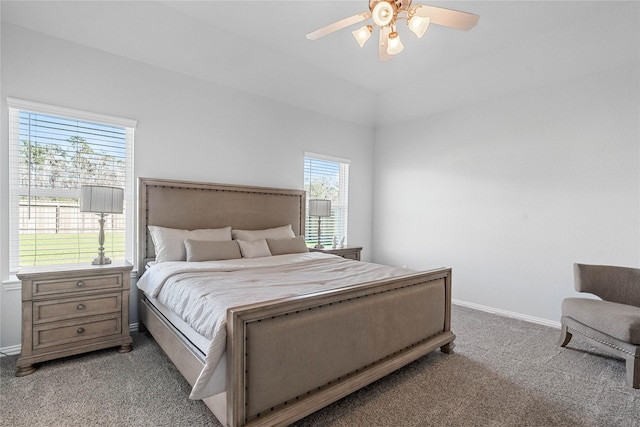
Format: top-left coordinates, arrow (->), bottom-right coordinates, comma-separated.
303,153 -> 350,247
8,98 -> 136,271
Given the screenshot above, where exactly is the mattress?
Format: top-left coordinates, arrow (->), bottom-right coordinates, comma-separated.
143,293 -> 211,356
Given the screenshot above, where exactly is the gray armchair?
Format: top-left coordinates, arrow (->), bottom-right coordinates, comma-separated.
560,263 -> 640,389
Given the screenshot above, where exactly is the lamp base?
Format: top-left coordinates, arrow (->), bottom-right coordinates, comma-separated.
92,256 -> 112,265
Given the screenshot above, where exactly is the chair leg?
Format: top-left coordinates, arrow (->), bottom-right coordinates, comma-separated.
559,324 -> 573,347
627,356 -> 640,389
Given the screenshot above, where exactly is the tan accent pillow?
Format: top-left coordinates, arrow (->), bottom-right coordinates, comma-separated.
266,236 -> 309,256
231,224 -> 295,242
184,239 -> 241,262
148,225 -> 232,262
237,239 -> 272,259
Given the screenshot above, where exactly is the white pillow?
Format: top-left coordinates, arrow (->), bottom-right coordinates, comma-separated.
148,225 -> 232,262
232,224 -> 295,241
237,239 -> 272,259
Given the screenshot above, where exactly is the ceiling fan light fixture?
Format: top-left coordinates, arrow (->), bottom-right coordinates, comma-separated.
352,25 -> 373,47
386,31 -> 404,55
372,1 -> 395,27
306,1 -> 479,61
408,15 -> 430,38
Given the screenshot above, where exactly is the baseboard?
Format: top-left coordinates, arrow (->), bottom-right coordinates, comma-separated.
0,344 -> 21,357
453,299 -> 561,329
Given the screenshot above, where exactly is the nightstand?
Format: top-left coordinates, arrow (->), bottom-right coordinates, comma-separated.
15,261 -> 133,377
309,245 -> 362,261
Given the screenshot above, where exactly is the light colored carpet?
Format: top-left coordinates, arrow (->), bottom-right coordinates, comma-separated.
1,305 -> 639,426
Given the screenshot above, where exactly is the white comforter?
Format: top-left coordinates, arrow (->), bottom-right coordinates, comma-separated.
137,252 -> 411,400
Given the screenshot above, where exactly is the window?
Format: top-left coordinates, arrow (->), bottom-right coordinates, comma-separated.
8,98 -> 136,271
303,152 -> 350,247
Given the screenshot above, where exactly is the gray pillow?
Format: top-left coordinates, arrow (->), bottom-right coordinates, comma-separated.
148,225 -> 232,262
266,236 -> 309,256
184,239 -> 241,262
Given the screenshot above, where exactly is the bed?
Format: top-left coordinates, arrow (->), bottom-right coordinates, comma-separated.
136,177 -> 455,427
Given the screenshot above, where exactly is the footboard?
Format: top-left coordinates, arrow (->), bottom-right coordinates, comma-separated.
227,267 -> 454,427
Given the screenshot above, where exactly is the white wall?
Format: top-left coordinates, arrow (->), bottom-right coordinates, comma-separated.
373,63 -> 640,324
0,24 -> 375,351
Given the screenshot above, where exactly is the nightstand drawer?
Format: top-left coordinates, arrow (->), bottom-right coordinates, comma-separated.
341,252 -> 360,260
34,293 -> 122,324
32,273 -> 124,298
33,316 -> 122,350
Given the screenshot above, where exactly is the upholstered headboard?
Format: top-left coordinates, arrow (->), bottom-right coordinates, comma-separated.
138,177 -> 306,271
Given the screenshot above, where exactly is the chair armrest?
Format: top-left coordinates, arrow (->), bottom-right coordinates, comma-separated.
574,263 -> 640,307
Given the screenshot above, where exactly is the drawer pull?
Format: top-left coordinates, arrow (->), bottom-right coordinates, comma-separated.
76,281 -> 85,287
77,304 -> 85,310
76,327 -> 85,334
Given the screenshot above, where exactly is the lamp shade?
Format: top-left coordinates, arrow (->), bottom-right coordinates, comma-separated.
308,199 -> 331,217
408,15 -> 430,38
387,31 -> 404,55
80,185 -> 124,214
352,25 -> 373,48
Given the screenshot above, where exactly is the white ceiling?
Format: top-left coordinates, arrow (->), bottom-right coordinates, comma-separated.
2,1 -> 638,127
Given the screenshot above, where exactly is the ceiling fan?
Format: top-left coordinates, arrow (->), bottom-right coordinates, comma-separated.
306,0 -> 479,61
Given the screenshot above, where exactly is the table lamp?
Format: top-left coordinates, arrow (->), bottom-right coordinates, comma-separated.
308,199 -> 331,249
80,185 -> 124,265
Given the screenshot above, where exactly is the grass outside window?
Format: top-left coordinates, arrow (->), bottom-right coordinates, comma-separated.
19,233 -> 125,266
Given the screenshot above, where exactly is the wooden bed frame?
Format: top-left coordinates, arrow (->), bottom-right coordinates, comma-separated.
137,177 -> 455,427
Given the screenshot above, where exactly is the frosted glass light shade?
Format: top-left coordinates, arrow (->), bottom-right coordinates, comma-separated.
387,32 -> 404,55
352,25 -> 373,48
372,1 -> 394,27
308,199 -> 332,217
80,185 -> 124,214
408,15 -> 430,38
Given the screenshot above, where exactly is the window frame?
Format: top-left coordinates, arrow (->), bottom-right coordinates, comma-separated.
7,98 -> 136,273
303,152 -> 350,247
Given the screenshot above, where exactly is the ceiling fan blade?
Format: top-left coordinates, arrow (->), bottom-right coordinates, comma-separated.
413,5 -> 479,31
306,12 -> 372,40
378,26 -> 394,62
